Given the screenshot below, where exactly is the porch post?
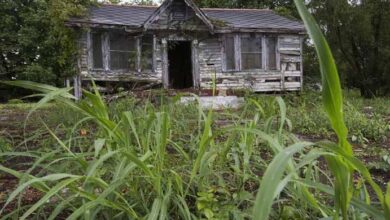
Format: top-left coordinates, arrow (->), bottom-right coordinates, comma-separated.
192,40 -> 200,89
161,39 -> 169,89
73,75 -> 82,100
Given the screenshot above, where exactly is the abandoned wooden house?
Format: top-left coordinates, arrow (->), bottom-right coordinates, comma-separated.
67,0 -> 305,97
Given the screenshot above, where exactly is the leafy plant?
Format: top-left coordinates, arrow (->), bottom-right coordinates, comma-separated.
252,0 -> 390,219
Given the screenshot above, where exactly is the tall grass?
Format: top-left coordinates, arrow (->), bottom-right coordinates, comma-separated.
252,0 -> 390,219
0,0 -> 389,219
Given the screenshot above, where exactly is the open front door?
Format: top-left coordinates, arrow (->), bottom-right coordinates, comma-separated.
168,41 -> 193,89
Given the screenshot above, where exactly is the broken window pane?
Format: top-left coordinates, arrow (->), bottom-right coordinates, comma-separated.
141,35 -> 154,72
267,37 -> 277,70
92,33 -> 103,69
109,33 -> 136,70
225,36 -> 235,71
241,36 -> 262,70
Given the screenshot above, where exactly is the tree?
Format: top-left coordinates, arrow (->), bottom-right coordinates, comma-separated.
0,0 -> 93,85
309,0 -> 390,97
0,0 -> 94,100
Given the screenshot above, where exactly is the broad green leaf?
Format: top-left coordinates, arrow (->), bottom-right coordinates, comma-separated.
252,142 -> 313,220
0,81 -> 75,99
293,0 -> 351,154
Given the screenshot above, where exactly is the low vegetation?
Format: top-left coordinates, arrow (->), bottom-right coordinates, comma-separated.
0,87 -> 389,219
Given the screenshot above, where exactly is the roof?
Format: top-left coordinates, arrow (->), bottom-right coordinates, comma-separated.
68,4 -> 305,33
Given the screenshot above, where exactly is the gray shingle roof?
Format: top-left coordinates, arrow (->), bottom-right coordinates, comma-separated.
69,4 -> 304,32
204,9 -> 304,31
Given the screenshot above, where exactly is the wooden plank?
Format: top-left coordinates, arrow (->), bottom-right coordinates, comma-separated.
300,36 -> 304,90
103,32 -> 110,71
262,34 -> 266,70
161,39 -> 169,88
152,35 -> 157,74
87,29 -> 92,71
192,40 -> 200,88
73,75 -> 82,100
136,37 -> 141,72
234,34 -> 241,71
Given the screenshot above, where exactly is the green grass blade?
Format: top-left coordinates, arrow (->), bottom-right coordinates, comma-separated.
148,198 -> 162,220
20,177 -> 81,220
293,0 -> 351,153
385,184 -> 390,218
298,180 -> 385,220
252,142 -> 313,219
48,195 -> 77,220
0,81 -> 75,99
1,173 -> 78,213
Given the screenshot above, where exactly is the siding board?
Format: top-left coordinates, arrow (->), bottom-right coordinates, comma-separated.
77,29 -> 303,92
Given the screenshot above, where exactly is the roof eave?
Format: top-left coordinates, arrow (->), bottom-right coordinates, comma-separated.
66,20 -> 143,31
214,27 -> 306,34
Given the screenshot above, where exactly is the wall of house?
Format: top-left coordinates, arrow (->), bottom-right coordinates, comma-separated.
197,34 -> 303,92
77,29 -> 303,92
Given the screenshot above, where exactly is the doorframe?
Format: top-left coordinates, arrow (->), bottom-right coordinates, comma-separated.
161,37 -> 200,89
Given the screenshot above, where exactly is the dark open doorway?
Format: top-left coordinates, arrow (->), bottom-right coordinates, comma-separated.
168,41 -> 193,89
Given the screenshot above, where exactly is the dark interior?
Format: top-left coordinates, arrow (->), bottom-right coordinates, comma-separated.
168,41 -> 193,89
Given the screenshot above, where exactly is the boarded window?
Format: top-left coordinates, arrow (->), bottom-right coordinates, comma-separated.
241,36 -> 262,70
267,37 -> 277,70
109,33 -> 136,70
224,36 -> 235,71
92,33 -> 103,69
141,35 -> 154,72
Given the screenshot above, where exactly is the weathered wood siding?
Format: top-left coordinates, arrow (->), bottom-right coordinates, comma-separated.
77,29 -> 303,92
198,34 -> 303,92
78,31 -> 89,73
148,0 -> 208,31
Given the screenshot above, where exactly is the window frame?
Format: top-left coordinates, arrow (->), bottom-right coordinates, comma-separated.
222,33 -> 279,72
108,32 -> 138,72
89,31 -> 156,73
140,35 -> 155,73
240,33 -> 264,71
90,31 -> 104,70
265,35 -> 280,71
222,34 -> 237,72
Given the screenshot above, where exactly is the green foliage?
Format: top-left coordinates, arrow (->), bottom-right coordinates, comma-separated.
0,137 -> 11,153
308,0 -> 390,97
7,99 -> 24,105
251,1 -> 390,219
0,0 -> 92,87
1,78 -> 390,219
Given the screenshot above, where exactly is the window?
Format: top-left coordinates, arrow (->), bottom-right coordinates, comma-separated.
109,33 -> 136,70
241,35 -> 262,70
141,35 -> 154,72
171,2 -> 187,21
223,34 -> 279,72
267,37 -> 277,70
92,33 -> 103,69
90,32 -> 155,72
224,36 -> 236,71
